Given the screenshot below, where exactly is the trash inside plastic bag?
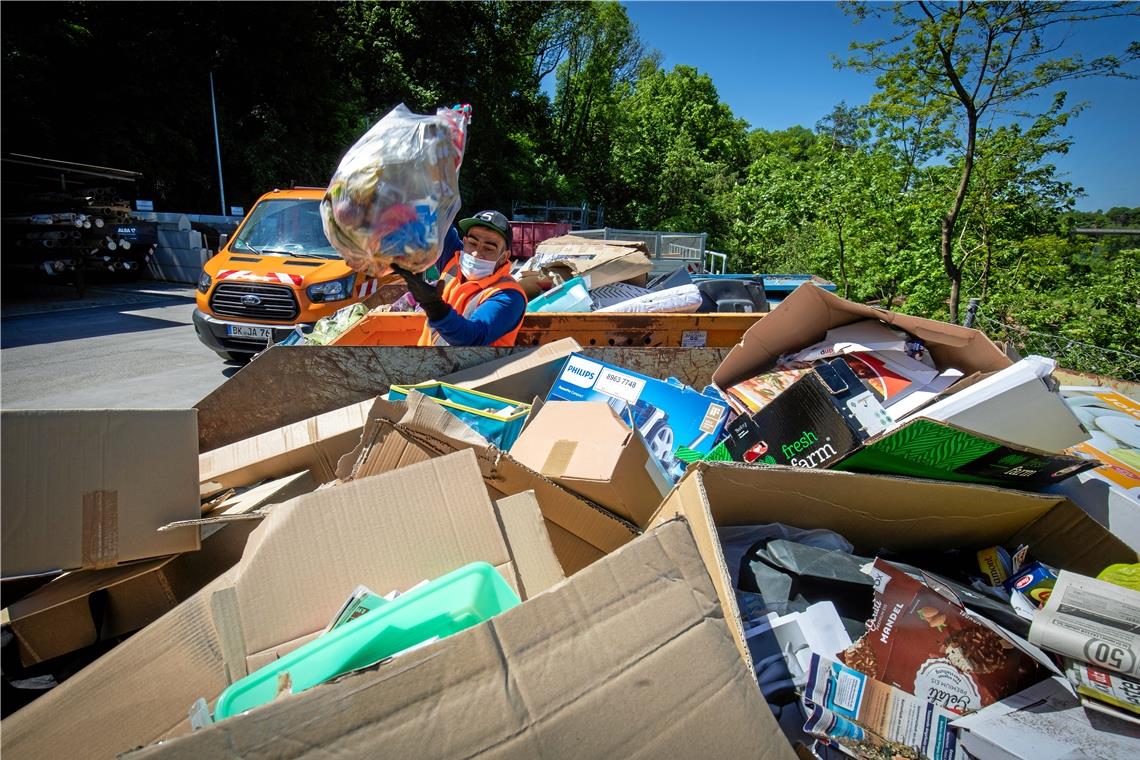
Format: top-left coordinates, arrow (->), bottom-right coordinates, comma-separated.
321,104 -> 471,277
305,302 -> 369,346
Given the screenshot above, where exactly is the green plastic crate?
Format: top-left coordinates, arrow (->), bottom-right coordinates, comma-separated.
214,562 -> 520,720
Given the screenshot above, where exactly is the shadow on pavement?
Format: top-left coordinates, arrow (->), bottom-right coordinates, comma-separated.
0,303 -> 190,349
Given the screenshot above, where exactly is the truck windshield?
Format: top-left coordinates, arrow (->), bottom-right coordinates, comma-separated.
231,199 -> 338,259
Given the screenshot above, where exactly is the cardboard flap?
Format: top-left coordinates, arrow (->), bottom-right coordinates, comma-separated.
124,520 -> 790,760
440,338 -> 582,400
229,450 -> 515,657
492,491 -> 565,598
711,285 -> 1010,389
5,556 -> 177,622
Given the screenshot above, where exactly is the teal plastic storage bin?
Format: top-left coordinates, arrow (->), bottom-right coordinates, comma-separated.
525,275 -> 592,313
387,381 -> 531,449
214,562 -> 520,720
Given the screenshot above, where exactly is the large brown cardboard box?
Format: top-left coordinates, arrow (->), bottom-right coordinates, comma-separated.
1,410 -> 200,577
128,519 -> 793,760
1,451 -> 565,759
649,462 -> 1139,669
338,392 -> 640,574
508,401 -> 670,527
711,283 -> 1011,390
532,235 -> 654,289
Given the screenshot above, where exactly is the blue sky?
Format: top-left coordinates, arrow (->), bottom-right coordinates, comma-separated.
621,1 -> 1139,211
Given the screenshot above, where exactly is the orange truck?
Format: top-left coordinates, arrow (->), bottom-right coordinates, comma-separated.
193,187 -> 385,361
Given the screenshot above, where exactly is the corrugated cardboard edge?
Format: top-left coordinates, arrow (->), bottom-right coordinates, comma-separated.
492,492 -> 565,599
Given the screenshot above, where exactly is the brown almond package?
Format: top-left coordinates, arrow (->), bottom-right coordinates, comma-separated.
840,558 -> 1045,713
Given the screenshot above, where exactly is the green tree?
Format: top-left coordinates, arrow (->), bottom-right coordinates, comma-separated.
610,64 -> 749,238
844,0 -> 1139,322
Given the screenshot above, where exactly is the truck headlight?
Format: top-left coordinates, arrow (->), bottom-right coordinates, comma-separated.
307,275 -> 355,303
197,271 -> 212,294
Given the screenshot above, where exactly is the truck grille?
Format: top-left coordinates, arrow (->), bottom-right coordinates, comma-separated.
209,282 -> 299,321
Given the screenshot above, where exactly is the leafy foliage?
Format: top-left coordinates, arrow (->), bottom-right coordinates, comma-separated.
2,1 -> 1136,366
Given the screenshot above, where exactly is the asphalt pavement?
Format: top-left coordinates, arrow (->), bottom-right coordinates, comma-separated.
1,281 -> 236,409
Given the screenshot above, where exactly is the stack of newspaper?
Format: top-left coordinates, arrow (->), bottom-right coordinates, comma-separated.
1027,571 -> 1140,721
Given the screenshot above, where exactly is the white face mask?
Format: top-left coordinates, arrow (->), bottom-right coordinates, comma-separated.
460,251 -> 500,280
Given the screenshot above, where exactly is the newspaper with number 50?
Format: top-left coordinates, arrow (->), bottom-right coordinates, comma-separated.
1027,570 -> 1140,679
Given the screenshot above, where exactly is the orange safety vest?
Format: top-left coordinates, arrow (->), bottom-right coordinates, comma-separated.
419,258 -> 526,347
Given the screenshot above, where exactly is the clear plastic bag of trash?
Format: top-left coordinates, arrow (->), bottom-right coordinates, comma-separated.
321,103 -> 471,277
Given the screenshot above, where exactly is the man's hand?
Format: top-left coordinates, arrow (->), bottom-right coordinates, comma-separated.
391,265 -> 452,322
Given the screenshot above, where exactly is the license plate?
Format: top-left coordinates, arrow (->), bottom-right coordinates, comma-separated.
227,325 -> 272,340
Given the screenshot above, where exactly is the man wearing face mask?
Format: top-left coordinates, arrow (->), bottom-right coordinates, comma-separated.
391,210 -> 527,346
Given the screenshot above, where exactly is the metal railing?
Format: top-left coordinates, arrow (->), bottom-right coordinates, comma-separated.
574,227 -> 709,273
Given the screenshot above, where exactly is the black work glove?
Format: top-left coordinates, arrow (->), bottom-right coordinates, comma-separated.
391,265 -> 452,322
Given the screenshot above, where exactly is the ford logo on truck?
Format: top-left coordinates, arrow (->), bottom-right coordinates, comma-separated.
241,294 -> 262,306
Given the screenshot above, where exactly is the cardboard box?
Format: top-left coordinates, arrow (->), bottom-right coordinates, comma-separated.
532,235 -> 653,289
723,358 -> 892,466
199,401 -> 373,495
509,401 -> 670,527
1,410 -> 201,577
548,352 -> 730,483
712,283 -> 1012,391
836,418 -> 1097,487
4,519 -> 260,666
722,360 -> 1096,485
337,393 -> 639,575
127,519 -> 792,760
1,451 -> 565,759
711,286 -> 1094,487
649,463 -> 1138,671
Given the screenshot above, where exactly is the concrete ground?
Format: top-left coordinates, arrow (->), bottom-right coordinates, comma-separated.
1,280 -> 236,409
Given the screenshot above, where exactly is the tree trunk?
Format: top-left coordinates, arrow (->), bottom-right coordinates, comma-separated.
942,111 -> 977,323
835,216 -> 849,299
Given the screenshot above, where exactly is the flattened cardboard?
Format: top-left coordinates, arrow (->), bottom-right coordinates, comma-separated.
6,520 -> 260,666
650,463 -> 1138,669
1,451 -> 563,759
509,401 -> 668,527
161,472 -> 317,531
128,520 -> 792,760
199,401 -> 372,494
339,393 -> 638,574
1,410 -> 200,577
712,284 -> 1010,390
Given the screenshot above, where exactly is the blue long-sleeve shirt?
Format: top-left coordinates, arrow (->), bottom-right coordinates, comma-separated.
427,227 -> 526,346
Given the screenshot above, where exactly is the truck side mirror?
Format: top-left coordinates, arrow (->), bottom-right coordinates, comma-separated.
218,233 -> 228,251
